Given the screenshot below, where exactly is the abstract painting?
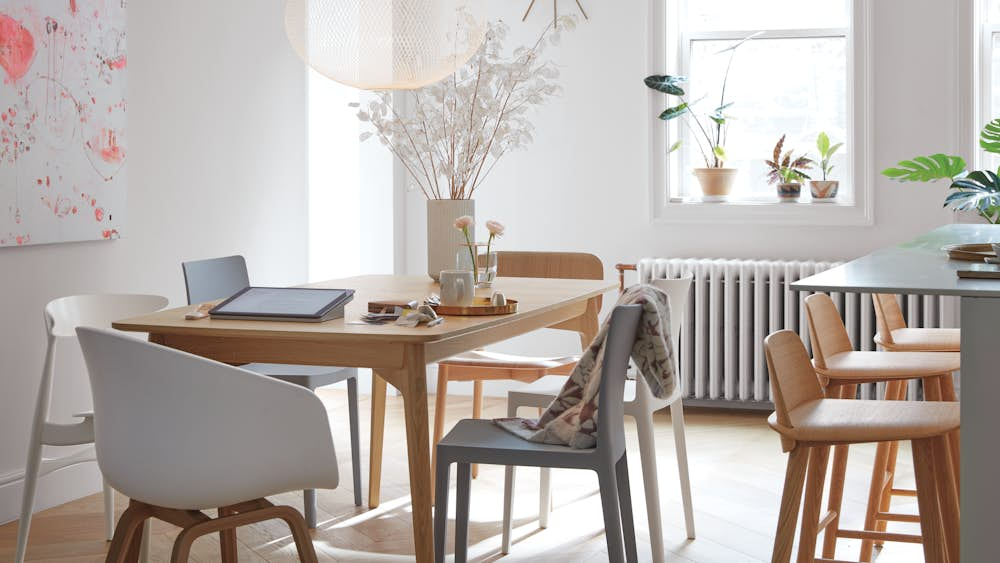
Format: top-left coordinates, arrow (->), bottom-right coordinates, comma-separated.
0,0 -> 125,247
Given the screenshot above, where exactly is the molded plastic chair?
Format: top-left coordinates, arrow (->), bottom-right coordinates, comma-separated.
432,251 -> 604,481
764,330 -> 959,563
502,276 -> 695,562
434,305 -> 642,563
805,293 -> 960,561
11,294 -> 168,563
77,327 -> 337,562
872,293 -> 960,352
182,255 -> 362,519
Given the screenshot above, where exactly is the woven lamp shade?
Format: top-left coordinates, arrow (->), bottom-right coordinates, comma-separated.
285,0 -> 485,90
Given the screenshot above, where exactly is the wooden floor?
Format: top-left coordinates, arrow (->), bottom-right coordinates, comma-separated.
0,389 -> 927,562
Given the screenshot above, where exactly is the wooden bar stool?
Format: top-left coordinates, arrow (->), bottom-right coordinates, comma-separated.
872,293 -> 960,352
868,294 -> 961,560
803,294 -> 960,561
764,330 -> 959,563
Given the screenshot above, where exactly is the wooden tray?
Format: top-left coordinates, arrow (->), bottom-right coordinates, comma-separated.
942,243 -> 997,262
431,297 -> 518,316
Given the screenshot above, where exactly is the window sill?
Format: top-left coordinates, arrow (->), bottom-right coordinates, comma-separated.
652,197 -> 873,226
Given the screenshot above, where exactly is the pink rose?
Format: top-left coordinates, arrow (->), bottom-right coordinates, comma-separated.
454,215 -> 474,230
486,220 -> 505,236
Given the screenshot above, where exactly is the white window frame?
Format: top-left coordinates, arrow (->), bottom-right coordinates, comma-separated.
647,0 -> 873,226
979,0 -> 997,169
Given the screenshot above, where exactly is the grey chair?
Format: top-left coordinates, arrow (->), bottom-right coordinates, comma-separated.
182,255 -> 362,521
433,305 -> 642,563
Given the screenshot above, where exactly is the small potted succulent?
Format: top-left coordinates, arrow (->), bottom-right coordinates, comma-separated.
766,134 -> 813,202
810,131 -> 843,201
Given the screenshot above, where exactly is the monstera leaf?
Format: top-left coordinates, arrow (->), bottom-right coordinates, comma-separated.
946,170 -> 1000,223
644,75 -> 687,96
881,154 -> 967,182
980,118 -> 1000,154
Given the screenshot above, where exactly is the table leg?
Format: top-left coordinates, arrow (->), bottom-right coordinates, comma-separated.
579,297 -> 600,349
959,297 -> 1000,562
393,345 -> 434,563
368,372 -> 388,509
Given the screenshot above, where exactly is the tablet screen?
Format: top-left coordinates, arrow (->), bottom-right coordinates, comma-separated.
210,287 -> 352,318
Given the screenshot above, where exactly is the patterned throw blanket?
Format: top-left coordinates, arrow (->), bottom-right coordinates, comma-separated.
493,284 -> 675,449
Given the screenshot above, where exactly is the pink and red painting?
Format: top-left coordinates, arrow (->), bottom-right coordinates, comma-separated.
0,0 -> 125,247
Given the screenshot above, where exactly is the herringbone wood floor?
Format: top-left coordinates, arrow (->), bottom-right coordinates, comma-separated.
0,389 -> 926,562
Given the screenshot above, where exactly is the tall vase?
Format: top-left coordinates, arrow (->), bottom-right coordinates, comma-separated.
427,199 -> 475,281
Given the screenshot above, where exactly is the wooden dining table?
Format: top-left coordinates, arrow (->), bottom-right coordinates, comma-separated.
112,274 -> 615,562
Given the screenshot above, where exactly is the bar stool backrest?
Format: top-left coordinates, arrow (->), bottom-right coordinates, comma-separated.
764,330 -> 824,430
804,293 -> 854,370
872,293 -> 905,346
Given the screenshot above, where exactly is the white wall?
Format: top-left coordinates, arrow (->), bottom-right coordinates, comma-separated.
0,0 -> 309,523
403,0 -> 972,393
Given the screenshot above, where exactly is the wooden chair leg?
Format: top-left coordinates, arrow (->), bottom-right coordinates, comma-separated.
368,372 -> 388,509
797,446 -> 830,563
938,374 -> 961,497
218,507 -> 238,563
272,505 -> 319,563
873,380 -> 907,547
171,503 -> 317,563
471,380 -> 483,479
930,435 -> 960,563
859,379 -> 905,561
106,501 -> 151,563
772,446 -> 809,563
821,383 -> 855,560
911,438 -> 947,563
431,367 -> 449,502
859,441 -> 894,562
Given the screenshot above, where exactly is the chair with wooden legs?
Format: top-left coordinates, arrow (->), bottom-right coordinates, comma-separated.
11,294 -> 168,563
803,293 -> 960,562
502,275 -> 696,563
77,327 -> 339,563
431,251 -> 604,482
872,293 -> 960,352
183,255 -> 362,524
764,330 -> 959,563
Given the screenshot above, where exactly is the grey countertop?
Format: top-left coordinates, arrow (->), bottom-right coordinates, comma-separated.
792,223 -> 1000,297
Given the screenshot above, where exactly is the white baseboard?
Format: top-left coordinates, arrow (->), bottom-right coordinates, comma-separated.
0,462 -> 103,526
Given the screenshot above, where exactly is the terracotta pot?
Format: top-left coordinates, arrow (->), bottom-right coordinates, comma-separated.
809,180 -> 839,200
427,199 -> 474,281
692,167 -> 738,201
777,182 -> 802,201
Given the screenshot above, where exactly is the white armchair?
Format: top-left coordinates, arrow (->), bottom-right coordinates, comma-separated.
76,326 -> 339,561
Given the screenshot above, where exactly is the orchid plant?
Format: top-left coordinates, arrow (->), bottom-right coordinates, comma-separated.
354,17 -> 571,200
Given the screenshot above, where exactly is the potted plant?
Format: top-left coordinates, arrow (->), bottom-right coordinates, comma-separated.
355,18 -> 569,279
811,131 -> 843,201
644,32 -> 760,202
766,134 -> 813,202
881,118 -> 1000,223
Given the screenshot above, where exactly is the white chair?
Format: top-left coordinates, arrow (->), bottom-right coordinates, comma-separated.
11,294 -> 168,563
76,327 -> 339,562
502,276 -> 695,562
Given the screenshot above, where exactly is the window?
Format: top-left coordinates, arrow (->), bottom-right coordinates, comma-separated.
982,0 -> 1000,170
650,0 -> 871,224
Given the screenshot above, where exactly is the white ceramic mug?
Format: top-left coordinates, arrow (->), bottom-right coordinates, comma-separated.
440,270 -> 475,307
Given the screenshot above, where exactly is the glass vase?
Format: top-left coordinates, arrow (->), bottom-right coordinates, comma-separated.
456,245 -> 498,288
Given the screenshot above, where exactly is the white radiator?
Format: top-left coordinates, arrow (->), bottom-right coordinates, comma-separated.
638,258 -> 951,407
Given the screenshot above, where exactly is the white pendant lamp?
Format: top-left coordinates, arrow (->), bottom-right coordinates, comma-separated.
285,0 -> 485,90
